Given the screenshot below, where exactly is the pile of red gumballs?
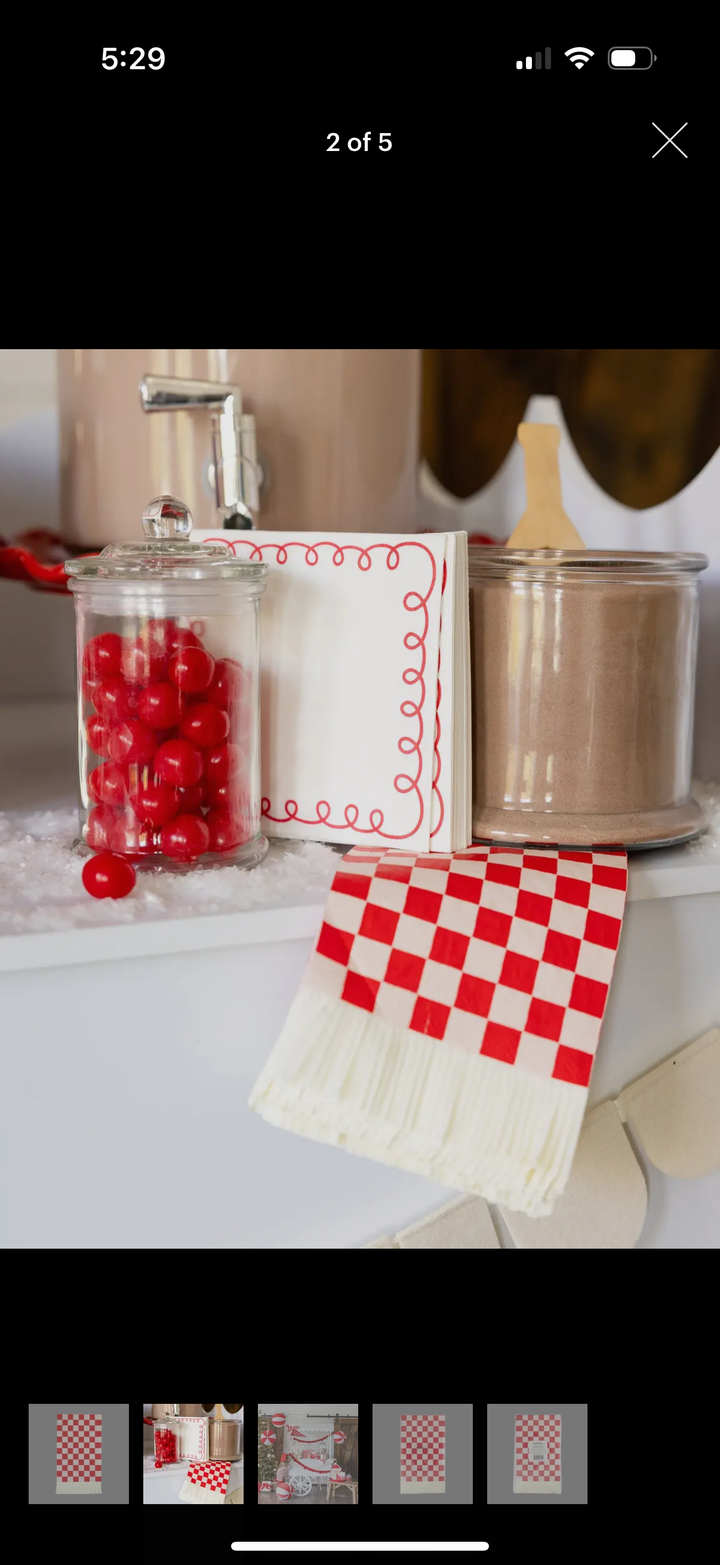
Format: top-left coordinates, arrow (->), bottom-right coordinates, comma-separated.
81,617 -> 254,878
154,1425 -> 178,1465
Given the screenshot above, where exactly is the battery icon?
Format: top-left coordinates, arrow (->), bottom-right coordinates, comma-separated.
608,47 -> 655,69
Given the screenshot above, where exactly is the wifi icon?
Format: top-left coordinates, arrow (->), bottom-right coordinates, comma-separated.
565,46 -> 594,69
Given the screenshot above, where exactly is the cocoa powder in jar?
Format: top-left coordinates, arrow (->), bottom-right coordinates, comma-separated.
469,550 -> 708,846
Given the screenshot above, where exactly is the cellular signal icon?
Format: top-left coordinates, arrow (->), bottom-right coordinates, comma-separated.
565,46 -> 594,69
516,49 -> 551,69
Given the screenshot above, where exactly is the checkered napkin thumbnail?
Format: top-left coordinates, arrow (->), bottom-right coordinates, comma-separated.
56,1413 -> 102,1494
514,1414 -> 562,1493
401,1414 -> 445,1494
179,1461 -> 233,1505
250,842 -> 628,1215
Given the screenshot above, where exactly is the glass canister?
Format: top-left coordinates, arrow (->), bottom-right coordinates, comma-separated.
469,548 -> 709,848
154,1418 -> 179,1464
65,495 -> 268,870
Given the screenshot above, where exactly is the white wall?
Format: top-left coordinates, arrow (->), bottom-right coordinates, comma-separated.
0,347 -> 75,700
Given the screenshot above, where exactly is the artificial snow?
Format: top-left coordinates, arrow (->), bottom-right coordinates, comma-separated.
0,805 -> 342,937
1,785 -> 719,940
688,780 -> 720,853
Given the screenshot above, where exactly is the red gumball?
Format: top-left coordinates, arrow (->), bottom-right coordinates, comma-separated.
203,778 -> 241,811
121,636 -> 168,687
82,852 -> 137,899
169,625 -> 202,652
86,714 -> 112,758
130,780 -> 178,828
136,681 -> 181,729
86,804 -> 116,850
168,645 -> 215,694
206,809 -> 248,852
109,814 -> 155,857
175,783 -> 204,813
82,632 -> 123,681
203,742 -> 244,784
108,719 -> 158,765
88,761 -> 128,806
180,701 -> 229,749
160,813 -> 210,862
154,738 -> 203,787
206,657 -> 249,710
93,674 -> 136,723
146,619 -> 202,654
82,671 -> 103,706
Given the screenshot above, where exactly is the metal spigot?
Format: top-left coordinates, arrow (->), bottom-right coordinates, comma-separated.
139,374 -> 261,528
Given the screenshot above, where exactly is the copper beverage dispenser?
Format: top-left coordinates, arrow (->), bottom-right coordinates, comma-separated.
58,350 -> 420,546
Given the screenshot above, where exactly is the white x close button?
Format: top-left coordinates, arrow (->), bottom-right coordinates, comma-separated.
652,121 -> 688,157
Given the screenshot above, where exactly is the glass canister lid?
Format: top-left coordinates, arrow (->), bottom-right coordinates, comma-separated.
65,495 -> 267,583
468,547 -> 709,580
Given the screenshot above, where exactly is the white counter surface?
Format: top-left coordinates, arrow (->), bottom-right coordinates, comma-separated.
2,701 -> 719,973
1,701 -> 719,1249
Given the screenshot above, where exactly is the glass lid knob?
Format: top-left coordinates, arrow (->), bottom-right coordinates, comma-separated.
142,494 -> 194,540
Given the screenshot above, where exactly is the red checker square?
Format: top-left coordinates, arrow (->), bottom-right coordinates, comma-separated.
543,928 -> 581,971
429,925 -> 469,969
485,860 -> 522,887
316,920 -> 353,966
405,885 -> 443,923
331,869 -> 372,900
593,862 -> 627,890
474,905 -> 512,945
385,947 -> 425,992
359,900 -> 400,944
526,995 -> 566,1042
558,850 -> 593,862
446,870 -> 484,904
556,874 -> 591,907
584,909 -> 621,950
553,1043 -> 593,1086
481,1021 -> 521,1064
569,972 -> 609,1018
515,888 -> 553,926
523,854 -> 558,875
499,949 -> 538,993
375,861 -> 412,883
455,972 -> 494,1017
415,856 -> 451,870
410,994 -> 451,1039
341,970 -> 379,1012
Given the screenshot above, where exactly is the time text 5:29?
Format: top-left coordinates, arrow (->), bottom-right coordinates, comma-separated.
102,48 -> 165,69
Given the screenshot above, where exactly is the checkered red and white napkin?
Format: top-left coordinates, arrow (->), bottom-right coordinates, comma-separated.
56,1413 -> 102,1494
401,1414 -> 445,1494
250,843 -> 628,1214
514,1413 -> 562,1493
179,1461 -> 233,1505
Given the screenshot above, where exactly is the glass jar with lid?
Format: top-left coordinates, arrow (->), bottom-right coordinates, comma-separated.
65,495 -> 268,870
154,1417 -> 179,1464
468,547 -> 709,847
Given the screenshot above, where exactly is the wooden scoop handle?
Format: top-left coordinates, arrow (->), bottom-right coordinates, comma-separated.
507,423 -> 585,549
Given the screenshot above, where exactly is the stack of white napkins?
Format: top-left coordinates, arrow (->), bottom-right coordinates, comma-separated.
194,529 -> 471,851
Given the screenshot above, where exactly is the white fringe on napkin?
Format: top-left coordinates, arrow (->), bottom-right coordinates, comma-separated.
249,986 -> 586,1215
57,1481 -> 102,1493
179,1461 -> 233,1505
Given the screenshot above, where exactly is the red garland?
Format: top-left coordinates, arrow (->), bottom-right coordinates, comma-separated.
288,1455 -> 336,1474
